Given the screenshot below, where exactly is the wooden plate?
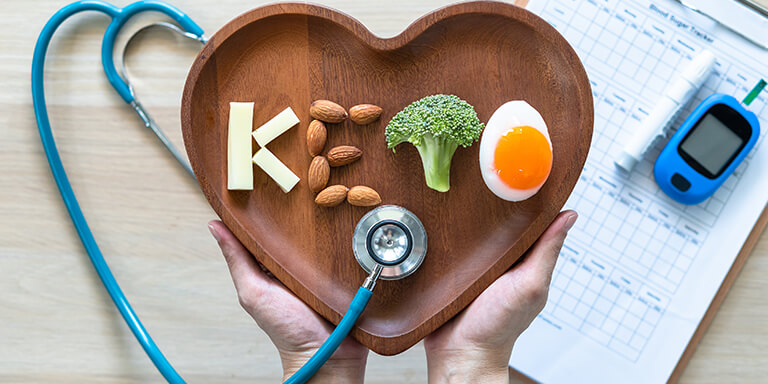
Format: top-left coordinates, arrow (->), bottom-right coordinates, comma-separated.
181,1 -> 592,355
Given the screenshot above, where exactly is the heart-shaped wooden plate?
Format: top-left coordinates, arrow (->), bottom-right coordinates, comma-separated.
181,1 -> 592,355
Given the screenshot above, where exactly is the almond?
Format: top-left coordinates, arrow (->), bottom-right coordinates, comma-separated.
347,186 -> 381,207
349,104 -> 383,125
308,156 -> 330,193
315,185 -> 348,207
327,145 -> 362,167
306,120 -> 327,157
310,100 -> 347,123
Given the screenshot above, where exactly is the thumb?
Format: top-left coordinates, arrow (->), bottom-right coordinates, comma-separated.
208,220 -> 272,299
516,210 -> 577,286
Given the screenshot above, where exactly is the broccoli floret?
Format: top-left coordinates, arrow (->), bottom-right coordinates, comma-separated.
385,94 -> 484,192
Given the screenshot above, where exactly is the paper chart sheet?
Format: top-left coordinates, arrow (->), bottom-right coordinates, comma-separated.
510,0 -> 768,382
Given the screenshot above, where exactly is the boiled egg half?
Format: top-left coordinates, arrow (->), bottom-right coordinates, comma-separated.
479,101 -> 552,201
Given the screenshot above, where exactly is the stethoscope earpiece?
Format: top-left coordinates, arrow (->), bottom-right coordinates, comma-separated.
119,22 -> 206,180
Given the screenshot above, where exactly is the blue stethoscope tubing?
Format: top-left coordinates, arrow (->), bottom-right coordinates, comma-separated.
32,1 -> 374,383
32,2 -> 204,383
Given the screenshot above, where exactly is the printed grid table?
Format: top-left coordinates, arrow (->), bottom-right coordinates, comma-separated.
532,0 -> 768,362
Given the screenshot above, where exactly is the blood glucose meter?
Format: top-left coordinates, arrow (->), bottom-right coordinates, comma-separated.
654,93 -> 760,205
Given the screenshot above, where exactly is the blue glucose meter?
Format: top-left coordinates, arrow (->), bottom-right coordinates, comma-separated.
654,93 -> 760,205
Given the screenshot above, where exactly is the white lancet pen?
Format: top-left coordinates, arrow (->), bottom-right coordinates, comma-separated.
615,49 -> 716,173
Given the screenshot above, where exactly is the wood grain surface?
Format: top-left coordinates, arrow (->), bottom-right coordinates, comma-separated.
181,1 -> 592,355
2,0 -> 767,383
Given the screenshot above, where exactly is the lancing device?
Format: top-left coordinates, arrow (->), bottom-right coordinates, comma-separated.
615,50 -> 716,172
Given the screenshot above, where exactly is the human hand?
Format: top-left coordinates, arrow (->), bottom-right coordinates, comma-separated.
208,220 -> 369,383
424,210 -> 577,384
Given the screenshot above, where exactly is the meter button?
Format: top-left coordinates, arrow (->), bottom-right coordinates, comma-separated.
671,173 -> 691,192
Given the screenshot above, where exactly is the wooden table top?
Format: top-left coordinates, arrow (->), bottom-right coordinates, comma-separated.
2,0 -> 766,383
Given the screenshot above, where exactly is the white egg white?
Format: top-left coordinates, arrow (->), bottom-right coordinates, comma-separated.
479,100 -> 552,202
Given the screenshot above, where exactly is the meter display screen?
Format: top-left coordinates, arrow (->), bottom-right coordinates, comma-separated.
677,101 -> 753,180
679,114 -> 744,176
655,96 -> 757,205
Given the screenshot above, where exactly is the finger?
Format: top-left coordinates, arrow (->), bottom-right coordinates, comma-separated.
516,210 -> 577,285
208,220 -> 272,294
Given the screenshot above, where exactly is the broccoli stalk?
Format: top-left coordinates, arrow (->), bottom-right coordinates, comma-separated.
385,94 -> 484,192
415,134 -> 458,192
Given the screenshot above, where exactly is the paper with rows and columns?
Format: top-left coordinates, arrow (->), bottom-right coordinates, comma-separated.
509,0 -> 768,383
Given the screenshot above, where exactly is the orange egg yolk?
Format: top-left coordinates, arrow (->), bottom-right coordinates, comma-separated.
493,126 -> 552,190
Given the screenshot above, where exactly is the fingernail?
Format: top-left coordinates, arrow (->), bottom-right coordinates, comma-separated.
208,223 -> 220,242
564,212 -> 578,231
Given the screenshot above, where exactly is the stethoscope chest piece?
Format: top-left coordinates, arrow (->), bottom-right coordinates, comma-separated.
353,205 -> 427,280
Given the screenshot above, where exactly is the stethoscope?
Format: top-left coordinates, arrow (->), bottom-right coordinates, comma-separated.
31,2 -> 428,383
